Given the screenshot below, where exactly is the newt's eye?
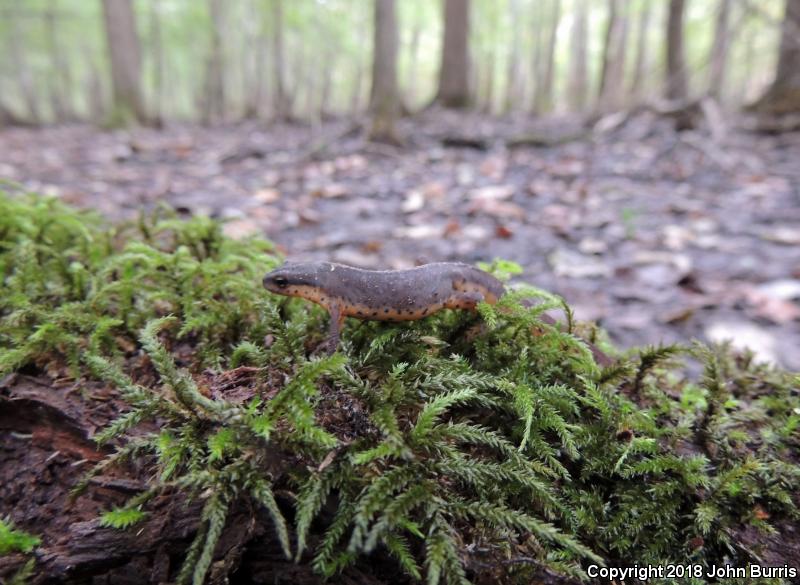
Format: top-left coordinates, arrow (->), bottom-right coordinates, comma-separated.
274,276 -> 289,288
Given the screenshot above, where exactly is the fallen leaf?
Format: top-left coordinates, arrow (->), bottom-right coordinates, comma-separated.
705,321 -> 779,364
332,248 -> 380,268
760,226 -> 800,245
578,238 -> 608,255
393,225 -> 442,239
744,290 -> 800,324
222,219 -> 262,240
548,249 -> 612,278
360,240 -> 383,253
253,188 -> 280,203
478,156 -> 507,179
755,279 -> 800,300
443,219 -> 461,237
753,505 -> 770,521
495,224 -> 514,239
660,307 -> 696,325
466,198 -> 526,219
311,183 -> 348,198
402,190 -> 425,213
468,184 -> 515,201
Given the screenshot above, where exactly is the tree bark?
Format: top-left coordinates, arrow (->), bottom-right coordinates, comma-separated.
45,0 -> 75,121
535,0 -> 561,113
101,0 -> 147,125
435,0 -> 471,108
504,0 -> 524,112
202,0 -> 226,124
149,0 -> 165,125
629,0 -> 653,101
665,0 -> 688,101
707,0 -> 731,100
369,0 -> 400,143
271,0 -> 289,119
8,9 -> 42,123
243,0 -> 266,119
752,0 -> 800,114
567,0 -> 589,112
598,0 -> 629,112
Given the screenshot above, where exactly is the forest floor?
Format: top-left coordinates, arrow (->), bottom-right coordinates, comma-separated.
1,110 -> 799,369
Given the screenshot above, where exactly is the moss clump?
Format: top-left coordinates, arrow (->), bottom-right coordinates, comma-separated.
0,518 -> 40,555
1,190 -> 798,585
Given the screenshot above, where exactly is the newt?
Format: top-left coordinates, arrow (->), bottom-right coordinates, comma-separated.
262,260 -> 611,364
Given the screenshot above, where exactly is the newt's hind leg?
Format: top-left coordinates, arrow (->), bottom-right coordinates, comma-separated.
444,291 -> 485,311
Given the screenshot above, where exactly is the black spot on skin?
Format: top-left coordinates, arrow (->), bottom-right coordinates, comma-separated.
372,311 -> 378,316
384,309 -> 389,313
357,311 -> 363,316
422,308 -> 428,315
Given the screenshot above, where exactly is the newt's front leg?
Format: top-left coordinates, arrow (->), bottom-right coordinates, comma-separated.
322,303 -> 346,355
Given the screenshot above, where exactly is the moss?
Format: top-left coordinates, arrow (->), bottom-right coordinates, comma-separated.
0,518 -> 40,556
1,189 -> 798,585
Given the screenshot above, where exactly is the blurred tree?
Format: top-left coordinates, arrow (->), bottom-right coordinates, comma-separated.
45,0 -> 75,121
630,0 -> 653,101
708,0 -> 731,100
369,0 -> 400,143
753,0 -> 800,114
504,0 -> 524,112
534,0 -> 561,113
598,0 -> 629,112
202,0 -> 226,124
665,0 -> 688,101
243,0 -> 267,119
568,0 -> 589,111
7,9 -> 42,122
435,0 -> 471,108
148,0 -> 165,124
102,0 -> 147,125
271,0 -> 289,119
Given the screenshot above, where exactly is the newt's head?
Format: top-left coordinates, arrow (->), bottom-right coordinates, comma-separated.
262,261 -> 333,301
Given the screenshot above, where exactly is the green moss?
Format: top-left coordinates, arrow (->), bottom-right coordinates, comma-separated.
0,518 -> 40,555
1,189 -> 798,585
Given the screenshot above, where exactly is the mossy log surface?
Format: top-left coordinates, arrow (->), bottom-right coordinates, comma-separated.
0,190 -> 798,585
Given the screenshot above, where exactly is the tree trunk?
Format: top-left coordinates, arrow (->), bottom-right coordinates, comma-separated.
504,0 -> 523,112
271,0 -> 289,119
707,0 -> 731,100
536,0 -> 561,113
45,0 -> 75,121
369,0 -> 400,143
629,0 -> 653,101
101,0 -> 147,125
202,0 -> 226,124
665,0 -> 688,101
752,0 -> 800,114
242,0 -> 265,119
598,0 -> 629,112
8,10 -> 42,123
435,0 -> 471,108
530,2 -> 543,114
149,0 -> 165,125
567,0 -> 589,112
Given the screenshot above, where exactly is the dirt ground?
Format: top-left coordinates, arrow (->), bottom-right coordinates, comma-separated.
2,110 -> 799,368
